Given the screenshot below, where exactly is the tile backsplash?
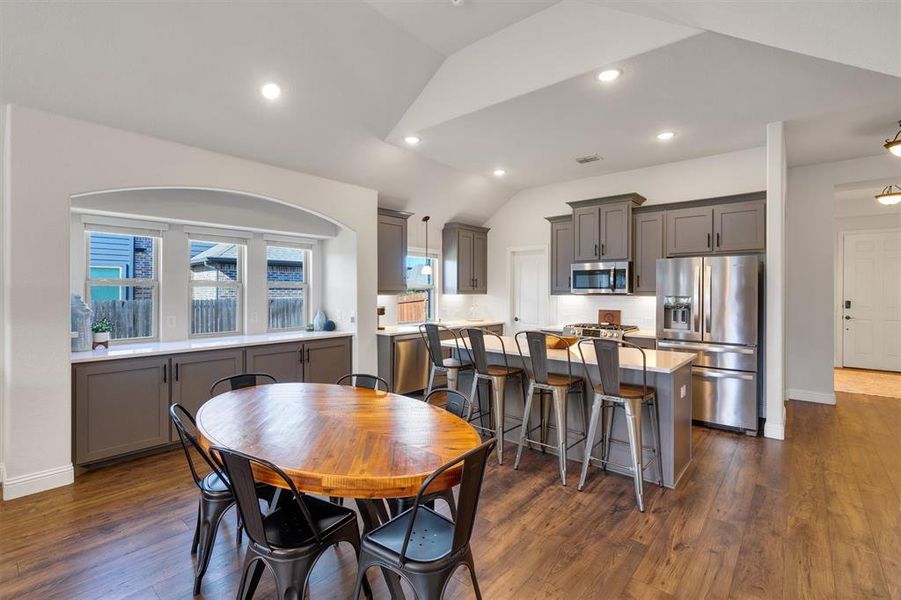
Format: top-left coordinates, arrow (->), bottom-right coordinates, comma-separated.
551,295 -> 656,329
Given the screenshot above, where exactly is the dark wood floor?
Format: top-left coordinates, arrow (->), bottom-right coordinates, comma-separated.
2,393 -> 900,599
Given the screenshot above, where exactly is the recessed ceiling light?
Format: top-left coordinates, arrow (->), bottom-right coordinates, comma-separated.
404,135 -> 421,146
657,131 -> 676,141
493,169 -> 506,177
260,82 -> 281,100
597,69 -> 621,83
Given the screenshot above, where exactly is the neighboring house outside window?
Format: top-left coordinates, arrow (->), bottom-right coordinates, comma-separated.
266,245 -> 307,330
86,231 -> 158,340
189,241 -> 244,335
398,254 -> 435,324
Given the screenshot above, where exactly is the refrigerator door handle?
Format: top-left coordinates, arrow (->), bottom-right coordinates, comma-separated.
658,341 -> 755,354
694,367 -> 755,381
704,264 -> 712,334
694,265 -> 701,333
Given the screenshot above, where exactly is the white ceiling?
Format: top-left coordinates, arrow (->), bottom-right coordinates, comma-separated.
2,0 -> 900,225
409,33 -> 901,187
365,0 -> 556,56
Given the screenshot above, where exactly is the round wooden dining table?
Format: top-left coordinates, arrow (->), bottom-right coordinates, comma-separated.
196,382 -> 482,499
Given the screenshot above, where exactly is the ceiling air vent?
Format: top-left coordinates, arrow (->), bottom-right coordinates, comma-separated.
575,154 -> 603,165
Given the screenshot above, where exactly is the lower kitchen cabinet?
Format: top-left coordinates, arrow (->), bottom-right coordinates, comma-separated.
304,337 -> 353,384
73,335 -> 353,466
73,356 -> 170,465
169,348 -> 245,437
245,342 -> 304,383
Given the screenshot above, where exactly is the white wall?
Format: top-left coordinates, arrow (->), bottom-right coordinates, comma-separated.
0,105 -> 379,499
478,147 -> 767,329
785,153 -> 901,402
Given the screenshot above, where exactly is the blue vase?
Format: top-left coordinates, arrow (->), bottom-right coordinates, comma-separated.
313,309 -> 327,331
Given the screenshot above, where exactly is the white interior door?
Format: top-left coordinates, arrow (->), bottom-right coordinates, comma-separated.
842,230 -> 901,371
510,249 -> 547,333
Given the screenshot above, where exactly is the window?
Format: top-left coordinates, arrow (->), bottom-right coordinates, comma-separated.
398,254 -> 435,324
190,240 -> 244,335
85,231 -> 158,341
267,245 -> 308,330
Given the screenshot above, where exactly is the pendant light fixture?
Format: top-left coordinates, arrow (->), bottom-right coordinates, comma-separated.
421,216 -> 433,276
884,121 -> 901,157
875,184 -> 901,206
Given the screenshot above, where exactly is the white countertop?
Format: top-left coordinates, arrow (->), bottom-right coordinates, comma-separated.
441,335 -> 693,374
540,325 -> 656,340
377,319 -> 505,337
71,330 -> 353,363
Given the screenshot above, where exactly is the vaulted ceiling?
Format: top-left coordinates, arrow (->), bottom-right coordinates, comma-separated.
2,0 -> 899,235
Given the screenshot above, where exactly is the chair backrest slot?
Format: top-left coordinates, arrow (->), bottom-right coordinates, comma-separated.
336,373 -> 391,392
209,372 -> 277,397
425,388 -> 472,420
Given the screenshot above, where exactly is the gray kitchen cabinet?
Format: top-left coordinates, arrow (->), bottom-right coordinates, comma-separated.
665,206 -> 714,256
377,208 -> 412,294
170,349 -> 245,433
633,211 -> 664,293
573,206 -> 600,261
303,336 -> 353,384
600,202 -> 630,260
546,215 -> 573,294
74,356 -> 170,465
245,342 -> 305,383
443,222 -> 490,295
568,194 -> 645,263
713,200 -> 765,253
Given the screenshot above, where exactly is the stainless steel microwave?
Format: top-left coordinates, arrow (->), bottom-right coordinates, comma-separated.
571,261 -> 631,294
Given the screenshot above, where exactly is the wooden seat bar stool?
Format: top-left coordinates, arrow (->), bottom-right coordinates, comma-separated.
576,338 -> 663,512
460,327 -> 528,464
420,323 -> 473,394
512,331 -> 588,486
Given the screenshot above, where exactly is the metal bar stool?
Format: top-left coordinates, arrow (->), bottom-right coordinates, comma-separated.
419,323 -> 473,394
576,338 -> 663,512
460,327 -> 528,465
512,331 -> 588,486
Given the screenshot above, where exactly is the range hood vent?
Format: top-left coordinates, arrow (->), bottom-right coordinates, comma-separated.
575,154 -> 603,164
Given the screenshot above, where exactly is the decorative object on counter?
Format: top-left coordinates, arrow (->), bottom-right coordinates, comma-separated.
420,215 -> 432,276
91,317 -> 113,349
598,309 -> 621,325
71,294 -> 93,352
376,306 -> 386,330
313,309 -> 327,331
875,184 -> 901,206
324,320 -> 336,331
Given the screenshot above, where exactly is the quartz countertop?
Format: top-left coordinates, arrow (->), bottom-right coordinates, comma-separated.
624,329 -> 657,340
71,330 -> 353,363
441,335 -> 693,374
377,319 -> 505,337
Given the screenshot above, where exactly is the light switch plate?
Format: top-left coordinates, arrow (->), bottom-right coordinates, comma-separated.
680,385 -> 687,398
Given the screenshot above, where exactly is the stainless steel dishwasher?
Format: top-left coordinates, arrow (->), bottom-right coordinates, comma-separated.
393,334 -> 430,394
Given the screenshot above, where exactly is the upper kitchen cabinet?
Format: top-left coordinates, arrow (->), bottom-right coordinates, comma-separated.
443,222 -> 490,294
713,199 -> 765,253
665,206 -> 714,256
377,208 -> 413,293
665,193 -> 766,257
567,193 -> 646,262
632,211 -> 664,293
546,215 -> 574,294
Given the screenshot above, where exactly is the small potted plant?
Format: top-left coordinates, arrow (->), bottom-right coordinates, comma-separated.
91,317 -> 113,349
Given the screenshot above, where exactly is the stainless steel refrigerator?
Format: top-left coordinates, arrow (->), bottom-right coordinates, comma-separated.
655,255 -> 760,433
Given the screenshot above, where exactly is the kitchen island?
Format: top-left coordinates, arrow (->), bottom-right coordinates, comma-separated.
442,335 -> 694,488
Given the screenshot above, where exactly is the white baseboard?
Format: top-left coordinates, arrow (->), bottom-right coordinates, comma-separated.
786,388 -> 836,405
2,464 -> 74,500
764,421 -> 785,440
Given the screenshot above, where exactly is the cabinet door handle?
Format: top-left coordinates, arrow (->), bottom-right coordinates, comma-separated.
637,274 -> 640,287
567,275 -> 571,287
306,348 -> 310,363
594,243 -> 598,256
163,364 -> 167,383
299,349 -> 304,363
601,242 -> 605,256
174,363 -> 179,382
707,233 -> 711,249
716,232 -> 721,248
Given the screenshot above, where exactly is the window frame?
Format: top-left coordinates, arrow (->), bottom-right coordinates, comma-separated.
400,251 -> 438,324
265,243 -> 310,332
84,231 -> 160,343
188,240 -> 245,338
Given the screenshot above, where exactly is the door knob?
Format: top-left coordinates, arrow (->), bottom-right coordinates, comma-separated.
844,315 -> 852,320
514,317 -> 520,322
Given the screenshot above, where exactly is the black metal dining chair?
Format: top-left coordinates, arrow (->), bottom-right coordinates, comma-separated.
352,438 -> 497,600
422,388 -> 475,521
336,373 -> 392,392
170,404 -> 276,595
211,445 -> 373,600
209,372 -> 277,397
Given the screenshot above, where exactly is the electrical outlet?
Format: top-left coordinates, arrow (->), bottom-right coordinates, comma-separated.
680,385 -> 687,398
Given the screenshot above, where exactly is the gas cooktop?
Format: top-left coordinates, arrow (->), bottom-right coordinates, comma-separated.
562,322 -> 639,340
